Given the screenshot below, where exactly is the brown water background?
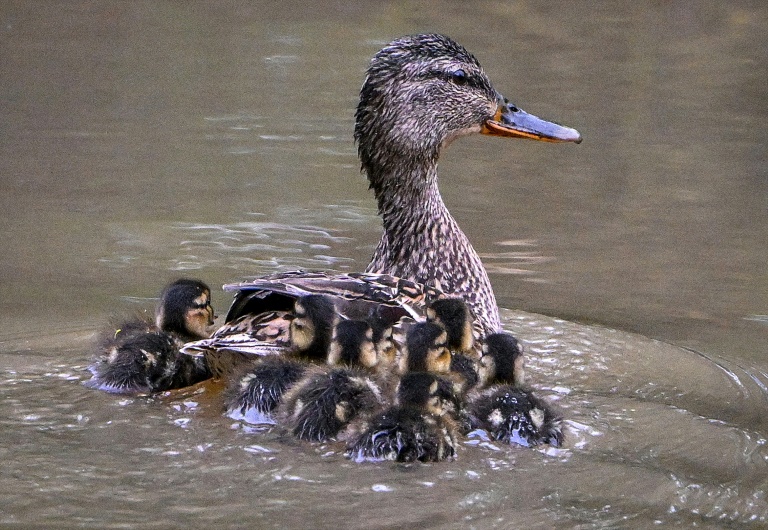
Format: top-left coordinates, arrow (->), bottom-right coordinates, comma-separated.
1,2 -> 766,527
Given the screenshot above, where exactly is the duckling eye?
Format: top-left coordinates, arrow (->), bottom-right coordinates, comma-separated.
450,69 -> 467,85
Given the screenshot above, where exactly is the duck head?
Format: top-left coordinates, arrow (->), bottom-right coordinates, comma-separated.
426,298 -> 475,353
480,332 -> 525,386
400,322 -> 452,374
355,33 -> 581,193
396,372 -> 460,417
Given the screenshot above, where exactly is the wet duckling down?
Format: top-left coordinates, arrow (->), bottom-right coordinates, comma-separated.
278,319 -> 388,442
468,332 -> 564,447
346,371 -> 461,463
344,318 -> 470,462
85,279 -> 214,394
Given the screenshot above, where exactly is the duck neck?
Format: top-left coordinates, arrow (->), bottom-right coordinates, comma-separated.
364,162 -> 500,333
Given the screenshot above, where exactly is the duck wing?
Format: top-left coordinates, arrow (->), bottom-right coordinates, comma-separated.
180,271 -> 445,375
223,270 -> 444,322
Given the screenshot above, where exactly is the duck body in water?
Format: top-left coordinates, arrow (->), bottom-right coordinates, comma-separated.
85,279 -> 214,394
182,33 -> 580,380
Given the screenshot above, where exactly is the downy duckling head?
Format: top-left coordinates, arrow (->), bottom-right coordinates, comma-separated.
426,298 -> 475,352
480,332 -> 525,386
327,319 -> 378,369
289,294 -> 337,358
400,322 -> 451,374
396,372 -> 457,417
155,279 -> 214,340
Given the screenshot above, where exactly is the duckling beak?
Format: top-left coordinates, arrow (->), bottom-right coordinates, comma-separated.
481,95 -> 582,144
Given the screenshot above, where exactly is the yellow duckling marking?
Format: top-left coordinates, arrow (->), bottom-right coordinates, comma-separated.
487,408 -> 504,428
335,401 -> 351,422
529,408 -> 545,429
107,346 -> 120,364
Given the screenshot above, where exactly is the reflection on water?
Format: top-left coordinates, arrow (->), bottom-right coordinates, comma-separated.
1,1 -> 766,527
97,205 -> 374,275
480,240 -> 554,280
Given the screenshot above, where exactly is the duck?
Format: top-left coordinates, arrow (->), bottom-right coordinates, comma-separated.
345,371 -> 461,463
85,279 -> 214,394
277,319 -> 387,441
396,320 -> 468,414
180,33 -> 580,378
223,294 -> 337,423
467,332 -> 564,447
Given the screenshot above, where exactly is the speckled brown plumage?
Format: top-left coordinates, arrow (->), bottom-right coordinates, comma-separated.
356,34 -> 504,333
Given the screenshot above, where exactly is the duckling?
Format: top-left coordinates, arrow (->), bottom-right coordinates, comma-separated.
401,320 -> 486,405
426,298 -> 482,392
181,34 -> 581,374
398,322 -> 452,374
223,294 -> 336,424
426,298 -> 476,354
85,279 -> 214,394
468,332 -> 564,447
477,332 -> 525,387
345,372 -> 460,463
277,319 -> 385,442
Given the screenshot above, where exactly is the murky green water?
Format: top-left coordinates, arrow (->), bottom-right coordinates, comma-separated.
1,2 -> 766,527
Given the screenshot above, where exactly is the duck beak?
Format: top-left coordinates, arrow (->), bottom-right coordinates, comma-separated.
481,94 -> 582,144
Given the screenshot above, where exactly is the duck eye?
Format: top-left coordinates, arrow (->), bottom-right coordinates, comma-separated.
450,69 -> 467,85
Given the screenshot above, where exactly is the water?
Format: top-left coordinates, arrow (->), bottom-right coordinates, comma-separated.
1,2 -> 766,527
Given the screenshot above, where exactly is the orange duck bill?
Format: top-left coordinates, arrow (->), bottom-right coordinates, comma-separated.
481,94 -> 582,144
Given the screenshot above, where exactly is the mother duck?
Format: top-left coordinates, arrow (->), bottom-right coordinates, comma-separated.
184,33 -> 580,371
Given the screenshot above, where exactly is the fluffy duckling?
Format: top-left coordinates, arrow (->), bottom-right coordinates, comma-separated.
224,294 -> 336,424
85,279 -> 214,394
398,322 -> 452,374
426,298 -> 475,354
366,307 -> 400,370
477,332 -> 525,387
345,372 -> 460,463
401,320 -> 479,402
278,319 -> 385,442
427,298 -> 482,392
468,332 -> 563,447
